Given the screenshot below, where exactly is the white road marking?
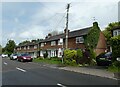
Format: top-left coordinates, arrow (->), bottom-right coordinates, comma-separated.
4,62 -> 7,65
57,83 -> 66,87
16,67 -> 26,72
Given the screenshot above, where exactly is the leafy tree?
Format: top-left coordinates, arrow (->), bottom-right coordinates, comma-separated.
85,22 -> 101,49
5,40 -> 16,56
102,22 -> 120,44
110,35 -> 120,61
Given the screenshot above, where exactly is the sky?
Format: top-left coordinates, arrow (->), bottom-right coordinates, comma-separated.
1,0 -> 120,47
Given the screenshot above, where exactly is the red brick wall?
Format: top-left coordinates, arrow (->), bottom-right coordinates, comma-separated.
40,37 -> 85,50
94,32 -> 107,56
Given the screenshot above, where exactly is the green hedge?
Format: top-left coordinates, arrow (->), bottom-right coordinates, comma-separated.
110,35 -> 120,61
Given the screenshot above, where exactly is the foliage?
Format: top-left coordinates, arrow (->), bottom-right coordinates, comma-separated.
76,49 -> 83,58
85,22 -> 101,49
89,48 -> 96,65
4,40 -> 16,56
108,61 -> 120,72
110,35 -> 120,61
102,22 -> 120,44
33,57 -> 62,64
64,49 -> 77,65
76,49 -> 83,64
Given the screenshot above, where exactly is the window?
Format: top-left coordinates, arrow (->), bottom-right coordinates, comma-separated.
118,30 -> 120,35
58,40 -> 63,45
41,43 -> 44,47
51,41 -> 56,46
113,29 -> 120,36
24,47 -> 26,50
17,48 -> 19,50
19,47 -> 21,50
27,46 -> 30,49
34,45 -> 37,49
76,36 -> 84,43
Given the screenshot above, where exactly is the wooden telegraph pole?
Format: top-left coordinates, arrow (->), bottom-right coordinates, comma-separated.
65,3 -> 70,49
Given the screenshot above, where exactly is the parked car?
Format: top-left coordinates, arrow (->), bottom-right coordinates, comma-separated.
96,52 -> 112,66
10,54 -> 18,60
1,54 -> 8,58
17,53 -> 33,62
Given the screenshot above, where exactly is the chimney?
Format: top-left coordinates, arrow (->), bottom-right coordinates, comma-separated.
48,33 -> 52,38
45,36 -> 48,39
93,22 -> 98,27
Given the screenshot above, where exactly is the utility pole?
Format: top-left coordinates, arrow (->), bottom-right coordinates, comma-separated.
65,3 -> 70,49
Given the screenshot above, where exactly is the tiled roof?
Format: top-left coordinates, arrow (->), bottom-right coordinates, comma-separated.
40,27 -> 91,42
16,27 -> 91,47
16,42 -> 38,47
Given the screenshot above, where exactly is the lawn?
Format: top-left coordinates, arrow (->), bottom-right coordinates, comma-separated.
33,57 -> 62,65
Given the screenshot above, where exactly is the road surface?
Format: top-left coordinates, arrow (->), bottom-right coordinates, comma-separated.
2,57 -> 119,86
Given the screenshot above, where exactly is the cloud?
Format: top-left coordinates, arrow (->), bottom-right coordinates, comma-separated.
14,18 -> 19,23
19,25 -> 45,39
2,1 -> 119,46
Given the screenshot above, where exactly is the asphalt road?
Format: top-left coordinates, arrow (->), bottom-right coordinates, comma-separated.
2,57 -> 119,86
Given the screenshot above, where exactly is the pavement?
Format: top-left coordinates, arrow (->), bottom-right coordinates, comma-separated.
39,63 -> 119,80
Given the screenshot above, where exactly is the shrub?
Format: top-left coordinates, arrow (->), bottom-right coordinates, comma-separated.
63,49 -> 77,65
76,49 -> 83,64
110,35 -> 120,61
108,61 -> 120,72
89,48 -> 96,65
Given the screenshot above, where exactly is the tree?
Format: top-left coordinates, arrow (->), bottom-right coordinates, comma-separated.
102,22 -> 120,44
5,40 -> 16,56
110,35 -> 120,61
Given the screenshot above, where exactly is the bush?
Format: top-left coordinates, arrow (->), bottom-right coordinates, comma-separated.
76,49 -> 83,64
110,35 -> 120,61
108,61 -> 120,72
63,49 -> 77,65
89,48 -> 96,65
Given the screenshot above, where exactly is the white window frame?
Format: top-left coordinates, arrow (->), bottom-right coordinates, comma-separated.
51,41 -> 56,46
24,46 -> 26,50
113,29 -> 120,36
58,40 -> 63,45
17,48 -> 19,50
34,45 -> 37,49
76,36 -> 84,43
27,46 -> 30,49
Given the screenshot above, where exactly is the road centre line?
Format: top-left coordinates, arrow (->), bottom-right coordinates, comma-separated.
4,62 -> 8,65
57,83 -> 66,87
16,67 -> 26,72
